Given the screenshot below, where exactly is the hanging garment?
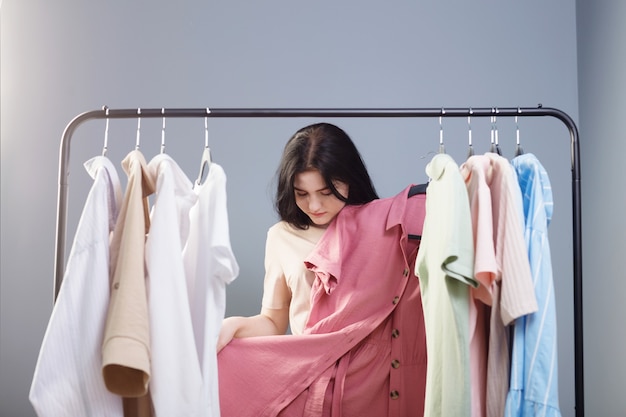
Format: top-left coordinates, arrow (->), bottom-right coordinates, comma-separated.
505,153 -> 562,417
415,153 -> 477,417
145,154 -> 202,416
29,156 -> 124,417
217,185 -> 427,417
102,150 -> 155,404
304,186 -> 427,417
261,221 -> 327,335
482,152 -> 538,417
182,162 -> 239,416
460,154 -> 499,417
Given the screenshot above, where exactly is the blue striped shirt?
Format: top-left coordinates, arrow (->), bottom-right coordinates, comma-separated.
505,153 -> 562,417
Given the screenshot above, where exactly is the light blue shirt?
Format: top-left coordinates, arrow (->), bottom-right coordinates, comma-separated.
506,153 -> 562,417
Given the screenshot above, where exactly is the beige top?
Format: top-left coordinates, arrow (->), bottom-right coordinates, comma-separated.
102,150 -> 155,398
261,221 -> 326,334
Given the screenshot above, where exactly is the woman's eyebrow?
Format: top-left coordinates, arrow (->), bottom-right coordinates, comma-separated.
293,186 -> 330,192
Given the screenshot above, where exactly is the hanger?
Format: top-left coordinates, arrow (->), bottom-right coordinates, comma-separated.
409,108 -> 443,199
515,107 -> 524,156
195,108 -> 212,186
408,183 -> 428,198
438,108 -> 446,154
135,108 -> 141,150
467,108 -> 475,157
160,108 -> 166,154
494,108 -> 502,155
417,109 -> 444,164
490,108 -> 502,155
408,181 -> 427,240
102,106 -> 110,156
407,182 -> 428,240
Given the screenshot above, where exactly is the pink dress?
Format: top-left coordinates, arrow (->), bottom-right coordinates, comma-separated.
218,185 -> 428,417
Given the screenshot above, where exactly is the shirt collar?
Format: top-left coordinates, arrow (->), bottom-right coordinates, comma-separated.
386,185 -> 414,232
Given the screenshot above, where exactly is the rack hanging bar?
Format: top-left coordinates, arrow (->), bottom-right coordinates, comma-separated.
54,105 -> 583,417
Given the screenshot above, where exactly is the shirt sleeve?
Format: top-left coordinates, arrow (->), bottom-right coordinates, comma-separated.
261,226 -> 292,310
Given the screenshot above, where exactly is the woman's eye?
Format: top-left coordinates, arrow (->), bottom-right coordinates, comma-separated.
321,191 -> 333,196
296,192 -> 307,197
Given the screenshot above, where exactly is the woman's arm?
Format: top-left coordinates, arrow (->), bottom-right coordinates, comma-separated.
217,306 -> 289,352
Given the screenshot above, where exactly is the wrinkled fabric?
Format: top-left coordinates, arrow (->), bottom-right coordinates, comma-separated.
483,153 -> 538,417
102,150 -> 155,399
505,153 -> 562,417
218,185 -> 427,417
30,156 -> 123,417
145,154 -> 202,416
416,153 -> 476,417
183,162 -> 239,416
261,221 -> 326,335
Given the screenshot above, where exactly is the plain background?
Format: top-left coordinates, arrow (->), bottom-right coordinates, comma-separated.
1,1 -> 624,416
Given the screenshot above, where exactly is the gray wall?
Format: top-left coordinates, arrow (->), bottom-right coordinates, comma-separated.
1,1 -> 588,415
576,0 -> 626,416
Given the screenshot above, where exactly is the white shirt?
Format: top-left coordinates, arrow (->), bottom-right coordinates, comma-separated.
29,156 -> 124,417
145,154 -> 202,416
183,162 -> 239,416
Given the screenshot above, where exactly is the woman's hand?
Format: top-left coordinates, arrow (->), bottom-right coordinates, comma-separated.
217,317 -> 242,352
217,308 -> 290,352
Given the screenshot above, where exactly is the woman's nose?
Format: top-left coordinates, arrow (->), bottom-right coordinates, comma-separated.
308,196 -> 322,211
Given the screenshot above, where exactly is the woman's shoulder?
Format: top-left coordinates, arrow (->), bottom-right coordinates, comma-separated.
267,220 -> 291,235
268,221 -> 326,244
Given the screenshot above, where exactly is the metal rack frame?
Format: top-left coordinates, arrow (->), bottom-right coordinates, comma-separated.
54,105 -> 583,416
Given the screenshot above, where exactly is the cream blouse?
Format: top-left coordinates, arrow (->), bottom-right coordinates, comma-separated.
261,221 -> 326,334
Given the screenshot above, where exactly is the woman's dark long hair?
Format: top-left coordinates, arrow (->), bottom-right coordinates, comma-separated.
275,123 -> 379,229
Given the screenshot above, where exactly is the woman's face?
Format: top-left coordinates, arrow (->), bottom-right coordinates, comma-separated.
294,169 -> 349,227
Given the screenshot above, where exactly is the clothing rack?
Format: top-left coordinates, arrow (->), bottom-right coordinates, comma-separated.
54,105 -> 583,417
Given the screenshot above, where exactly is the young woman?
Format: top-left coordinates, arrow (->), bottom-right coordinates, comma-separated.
217,122 -> 428,416
217,122 -> 379,350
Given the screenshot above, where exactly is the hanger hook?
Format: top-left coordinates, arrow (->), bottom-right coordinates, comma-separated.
467,107 -> 474,157
135,108 -> 141,150
102,106 -> 110,156
516,107 -> 521,143
439,107 -> 445,153
494,107 -> 501,154
515,107 -> 524,156
490,108 -> 496,151
489,107 -> 501,154
204,107 -> 211,148
196,108 -> 213,187
160,108 -> 166,154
